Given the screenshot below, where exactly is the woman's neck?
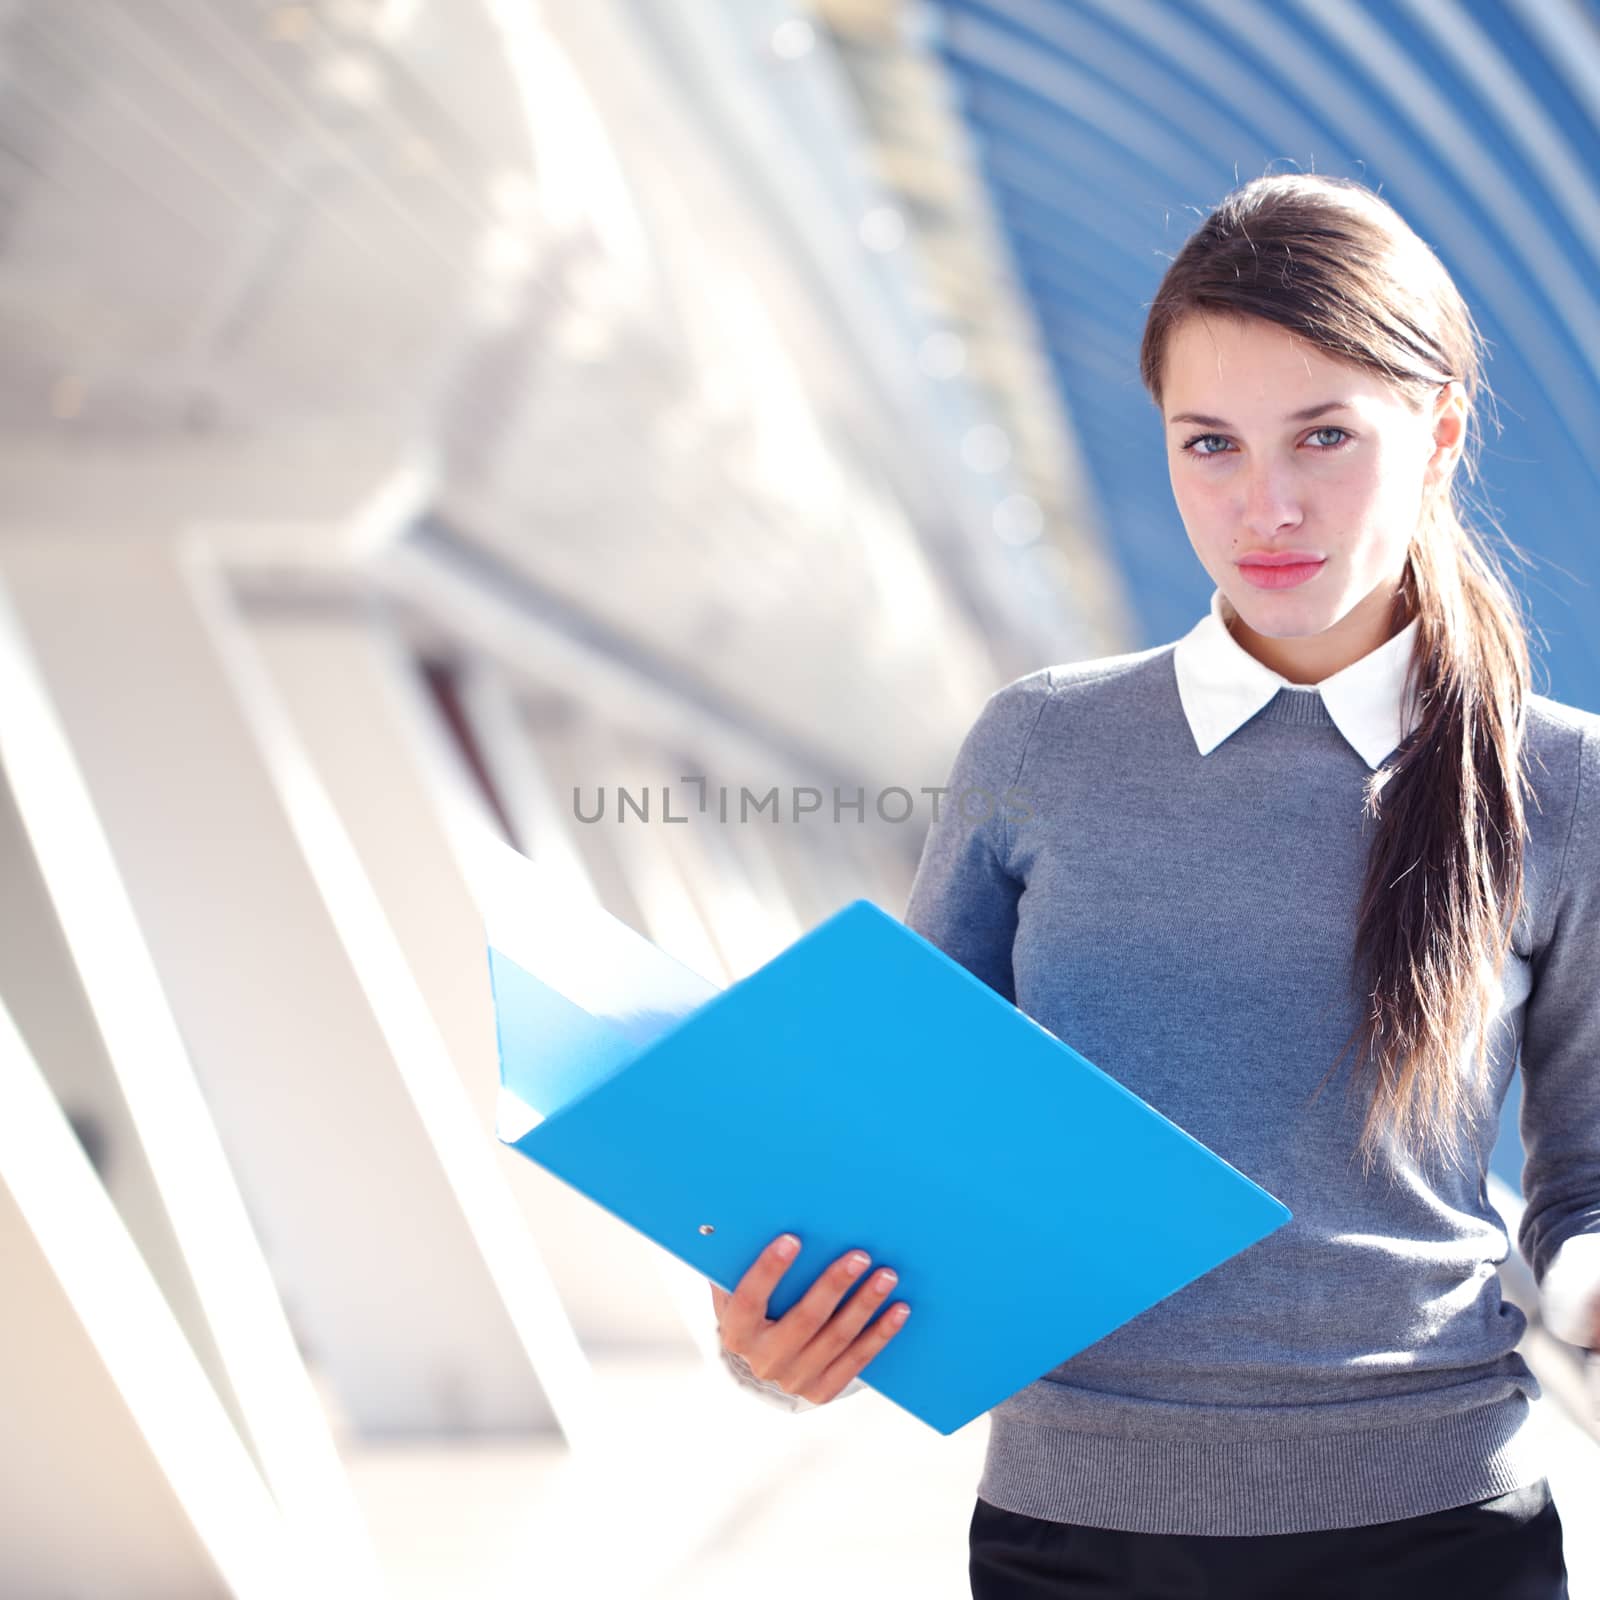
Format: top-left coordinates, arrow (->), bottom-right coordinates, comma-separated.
1221,581 -> 1413,685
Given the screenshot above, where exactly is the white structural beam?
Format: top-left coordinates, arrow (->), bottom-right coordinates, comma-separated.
0,432 -> 428,561
242,612 -> 513,1144
0,512 -> 550,1436
0,992 -> 309,1599
380,636 -> 713,1350
0,573 -> 386,1591
247,618 -> 707,1356
462,667 -> 823,1356
449,662 -> 706,1350
0,763 -> 242,1438
212,595 -> 599,1445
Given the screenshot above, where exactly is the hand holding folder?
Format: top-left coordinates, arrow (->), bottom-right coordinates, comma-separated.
709,1231 -> 907,1408
481,840 -> 1291,1436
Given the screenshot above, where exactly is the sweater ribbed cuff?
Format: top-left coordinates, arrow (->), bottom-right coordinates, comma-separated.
716,1343 -> 868,1411
718,1344 -> 814,1411
1539,1232 -> 1600,1348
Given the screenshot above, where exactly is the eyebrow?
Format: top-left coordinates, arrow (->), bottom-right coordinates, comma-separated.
1167,400 -> 1355,427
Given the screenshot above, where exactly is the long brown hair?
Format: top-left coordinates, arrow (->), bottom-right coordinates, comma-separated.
1139,173 -> 1535,1176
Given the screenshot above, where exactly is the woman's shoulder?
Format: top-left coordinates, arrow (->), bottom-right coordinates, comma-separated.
1521,694 -> 1600,943
1526,686 -> 1600,729
965,646 -> 1178,776
988,642 -> 1177,714
1523,691 -> 1600,854
942,648 -> 1174,798
1524,691 -> 1599,778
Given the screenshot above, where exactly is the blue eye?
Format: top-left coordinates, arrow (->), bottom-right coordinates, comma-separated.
1179,426 -> 1351,458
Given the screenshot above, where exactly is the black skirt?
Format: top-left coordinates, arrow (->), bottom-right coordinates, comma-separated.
968,1480 -> 1569,1599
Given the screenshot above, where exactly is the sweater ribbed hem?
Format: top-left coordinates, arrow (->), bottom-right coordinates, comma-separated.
975,1395 -> 1544,1536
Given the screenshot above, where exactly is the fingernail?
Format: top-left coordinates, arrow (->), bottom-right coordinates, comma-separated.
777,1235 -> 800,1258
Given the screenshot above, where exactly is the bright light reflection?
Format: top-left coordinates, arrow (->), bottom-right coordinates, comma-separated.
961,422 -> 1011,472
994,493 -> 1043,544
859,204 -> 907,252
771,18 -> 816,59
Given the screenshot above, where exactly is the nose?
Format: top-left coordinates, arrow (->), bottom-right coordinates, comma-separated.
1239,458 -> 1303,539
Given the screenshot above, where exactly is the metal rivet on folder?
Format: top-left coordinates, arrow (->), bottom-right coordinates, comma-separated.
698,1224 -> 715,1235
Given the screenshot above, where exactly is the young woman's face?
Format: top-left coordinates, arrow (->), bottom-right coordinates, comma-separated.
1159,312 -> 1459,677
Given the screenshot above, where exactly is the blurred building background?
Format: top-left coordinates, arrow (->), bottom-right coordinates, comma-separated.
0,1 -> 1595,1596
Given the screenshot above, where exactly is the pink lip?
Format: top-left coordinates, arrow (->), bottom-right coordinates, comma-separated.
1238,557 -> 1325,591
1237,551 -> 1325,566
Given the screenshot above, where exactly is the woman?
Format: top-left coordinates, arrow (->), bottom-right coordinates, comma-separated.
712,173 -> 1600,1597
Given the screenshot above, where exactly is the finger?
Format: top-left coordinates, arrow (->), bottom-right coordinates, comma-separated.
750,1246 -> 882,1379
794,1260 -> 901,1368
803,1296 -> 912,1404
709,1283 -> 730,1318
717,1233 -> 803,1351
768,1261 -> 901,1397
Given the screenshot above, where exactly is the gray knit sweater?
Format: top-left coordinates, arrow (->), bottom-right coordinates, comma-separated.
721,641 -> 1600,1536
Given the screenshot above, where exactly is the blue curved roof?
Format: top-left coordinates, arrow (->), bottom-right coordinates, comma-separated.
929,0 -> 1600,714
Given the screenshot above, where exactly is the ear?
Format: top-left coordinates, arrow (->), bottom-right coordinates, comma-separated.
1424,380 -> 1467,492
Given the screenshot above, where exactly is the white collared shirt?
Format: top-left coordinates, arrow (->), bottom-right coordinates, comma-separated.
1173,587 -> 1422,769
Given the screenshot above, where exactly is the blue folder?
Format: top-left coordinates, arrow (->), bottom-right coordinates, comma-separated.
483,843 -> 1291,1436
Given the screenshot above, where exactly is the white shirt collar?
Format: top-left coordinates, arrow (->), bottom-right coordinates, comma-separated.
1172,588 -> 1422,769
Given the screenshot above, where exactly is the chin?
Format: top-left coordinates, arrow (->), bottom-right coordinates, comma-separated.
1219,589 -> 1333,638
